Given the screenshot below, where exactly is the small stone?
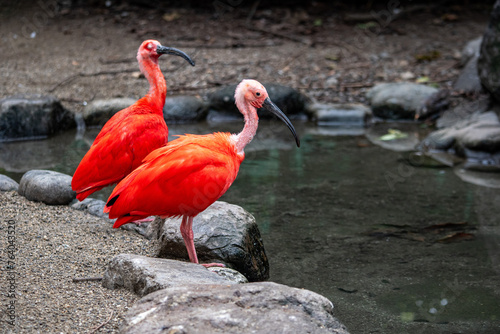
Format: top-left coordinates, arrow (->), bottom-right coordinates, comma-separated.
18,170 -> 76,205
366,82 -> 439,119
102,254 -> 240,296
71,198 -> 108,218
400,71 -> 415,80
0,174 -> 19,191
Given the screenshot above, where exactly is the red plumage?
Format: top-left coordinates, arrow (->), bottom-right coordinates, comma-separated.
104,79 -> 299,267
71,40 -> 194,200
104,132 -> 244,227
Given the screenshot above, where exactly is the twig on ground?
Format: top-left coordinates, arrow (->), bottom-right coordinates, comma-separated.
90,310 -> 114,334
340,82 -> 374,90
72,277 -> 103,282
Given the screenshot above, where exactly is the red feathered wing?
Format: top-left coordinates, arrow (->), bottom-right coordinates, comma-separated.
71,99 -> 168,200
104,132 -> 244,228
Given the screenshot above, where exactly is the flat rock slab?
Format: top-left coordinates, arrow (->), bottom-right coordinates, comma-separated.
0,174 -> 19,191
102,254 -> 244,297
366,82 -> 439,119
122,282 -> 349,334
18,170 -> 75,205
149,201 -> 269,282
0,95 -> 75,141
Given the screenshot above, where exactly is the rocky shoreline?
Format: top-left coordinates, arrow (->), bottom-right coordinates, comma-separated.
0,171 -> 349,333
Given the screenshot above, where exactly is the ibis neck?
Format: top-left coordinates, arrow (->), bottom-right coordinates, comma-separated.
139,55 -> 167,113
235,96 -> 259,154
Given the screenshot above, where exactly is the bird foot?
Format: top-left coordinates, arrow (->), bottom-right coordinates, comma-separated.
201,263 -> 226,268
131,217 -> 154,226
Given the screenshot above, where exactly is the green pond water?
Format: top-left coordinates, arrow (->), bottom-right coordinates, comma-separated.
1,121 -> 499,333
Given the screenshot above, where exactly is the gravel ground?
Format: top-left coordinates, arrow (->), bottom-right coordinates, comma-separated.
0,191 -> 156,333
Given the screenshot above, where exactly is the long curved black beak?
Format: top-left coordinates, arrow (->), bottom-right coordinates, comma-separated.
156,45 -> 195,66
262,98 -> 300,147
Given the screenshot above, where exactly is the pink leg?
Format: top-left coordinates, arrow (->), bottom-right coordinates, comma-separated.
179,215 -> 224,268
131,217 -> 154,226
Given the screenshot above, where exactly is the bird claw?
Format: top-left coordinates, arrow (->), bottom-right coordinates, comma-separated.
131,217 -> 155,226
201,263 -> 226,268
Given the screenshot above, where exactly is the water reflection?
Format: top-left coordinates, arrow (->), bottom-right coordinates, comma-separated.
0,122 -> 499,333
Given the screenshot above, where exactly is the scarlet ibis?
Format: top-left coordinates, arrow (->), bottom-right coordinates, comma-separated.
71,40 -> 195,201
104,79 -> 300,267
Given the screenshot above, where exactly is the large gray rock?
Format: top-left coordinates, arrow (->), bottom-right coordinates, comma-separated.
122,282 -> 349,334
366,82 -> 439,119
102,254 -> 245,296
419,111 -> 500,167
163,96 -> 208,123
18,170 -> 75,205
309,103 -> 371,127
478,1 -> 500,101
82,98 -> 136,127
0,95 -> 75,142
0,174 -> 19,191
206,83 -> 309,120
149,201 -> 269,282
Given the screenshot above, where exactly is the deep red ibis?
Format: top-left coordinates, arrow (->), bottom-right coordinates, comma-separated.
71,40 -> 194,201
104,79 -> 300,267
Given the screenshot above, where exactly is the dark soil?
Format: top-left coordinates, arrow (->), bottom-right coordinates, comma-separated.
0,2 -> 491,116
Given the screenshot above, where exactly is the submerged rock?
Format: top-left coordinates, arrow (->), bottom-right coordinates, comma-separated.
149,201 -> 269,282
102,254 -> 244,296
365,123 -> 423,152
478,1 -> 500,102
18,170 -> 75,205
163,96 -> 208,123
0,174 -> 19,191
366,82 -> 439,119
309,102 -> 371,127
82,98 -> 136,127
419,111 -> 500,167
206,83 -> 309,120
122,282 -> 349,334
0,95 -> 75,142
